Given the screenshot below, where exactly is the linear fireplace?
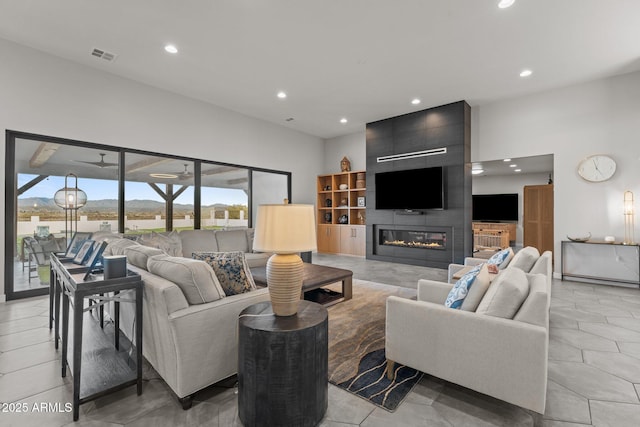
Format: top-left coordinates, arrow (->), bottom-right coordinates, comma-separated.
372,224 -> 454,268
379,229 -> 446,250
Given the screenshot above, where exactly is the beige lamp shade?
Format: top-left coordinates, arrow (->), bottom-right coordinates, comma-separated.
253,204 -> 317,254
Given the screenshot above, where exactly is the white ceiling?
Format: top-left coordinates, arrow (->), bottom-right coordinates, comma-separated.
1,0 -> 639,139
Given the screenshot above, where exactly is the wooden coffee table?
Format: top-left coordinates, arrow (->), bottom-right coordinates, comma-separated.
251,263 -> 353,306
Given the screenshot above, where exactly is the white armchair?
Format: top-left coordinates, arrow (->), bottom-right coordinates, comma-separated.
385,265 -> 551,414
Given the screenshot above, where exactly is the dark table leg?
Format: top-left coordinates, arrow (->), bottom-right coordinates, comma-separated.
55,276 -> 61,349
72,293 -> 84,422
136,285 -> 143,395
114,290 -> 120,350
49,268 -> 54,330
61,286 -> 69,377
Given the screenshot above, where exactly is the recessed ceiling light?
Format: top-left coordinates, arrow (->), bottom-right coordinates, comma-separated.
164,44 -> 178,54
498,0 -> 515,9
277,91 -> 287,99
503,158 -> 511,162
520,69 -> 533,77
509,164 -> 517,168
411,98 -> 421,105
340,118 -> 348,124
471,169 -> 484,175
150,173 -> 178,179
514,169 -> 522,172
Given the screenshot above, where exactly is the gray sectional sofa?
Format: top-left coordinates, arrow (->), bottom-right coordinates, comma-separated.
99,228 -> 271,407
386,247 -> 552,414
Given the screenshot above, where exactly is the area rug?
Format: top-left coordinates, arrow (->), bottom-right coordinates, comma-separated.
325,279 -> 423,411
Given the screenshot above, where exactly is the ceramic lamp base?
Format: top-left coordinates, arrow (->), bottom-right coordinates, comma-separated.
266,253 -> 304,316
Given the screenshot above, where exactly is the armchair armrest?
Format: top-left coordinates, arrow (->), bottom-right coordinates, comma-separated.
463,257 -> 486,267
447,263 -> 465,283
417,279 -> 453,304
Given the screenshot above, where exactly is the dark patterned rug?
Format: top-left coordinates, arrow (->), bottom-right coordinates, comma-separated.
326,280 -> 422,411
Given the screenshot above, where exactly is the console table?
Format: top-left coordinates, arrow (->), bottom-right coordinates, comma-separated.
561,240 -> 640,287
238,300 -> 328,427
51,254 -> 143,421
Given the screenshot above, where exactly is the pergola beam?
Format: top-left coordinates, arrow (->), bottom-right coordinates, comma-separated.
29,143 -> 60,168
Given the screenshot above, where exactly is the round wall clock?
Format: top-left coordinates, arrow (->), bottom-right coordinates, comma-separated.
577,154 -> 616,182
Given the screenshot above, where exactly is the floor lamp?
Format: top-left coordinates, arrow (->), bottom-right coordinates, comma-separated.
54,173 -> 87,246
623,190 -> 634,245
253,203 -> 317,316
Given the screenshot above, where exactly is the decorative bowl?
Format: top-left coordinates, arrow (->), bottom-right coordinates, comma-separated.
339,184 -> 348,190
567,232 -> 591,242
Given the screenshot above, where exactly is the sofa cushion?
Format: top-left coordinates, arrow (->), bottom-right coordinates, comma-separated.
476,267 -> 530,319
147,254 -> 226,304
192,251 -> 256,296
486,247 -> 514,269
105,238 -> 139,256
445,264 -> 488,310
460,265 -> 492,311
509,246 -> 540,272
514,274 -> 549,327
215,229 -> 249,253
178,229 -> 219,257
139,231 -> 182,257
124,245 -> 165,270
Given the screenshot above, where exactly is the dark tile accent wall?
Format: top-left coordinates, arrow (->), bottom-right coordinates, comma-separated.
366,101 -> 472,268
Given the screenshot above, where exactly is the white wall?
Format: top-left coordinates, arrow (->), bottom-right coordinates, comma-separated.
327,71 -> 640,275
473,71 -> 640,273
0,38 -> 324,301
472,172 -> 550,246
323,131 -> 366,173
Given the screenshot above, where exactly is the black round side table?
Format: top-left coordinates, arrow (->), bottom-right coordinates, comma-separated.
238,300 -> 328,427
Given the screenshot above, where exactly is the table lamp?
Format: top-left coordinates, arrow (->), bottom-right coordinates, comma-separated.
253,203 -> 317,316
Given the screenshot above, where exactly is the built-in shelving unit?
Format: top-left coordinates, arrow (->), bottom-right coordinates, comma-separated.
316,171 -> 366,256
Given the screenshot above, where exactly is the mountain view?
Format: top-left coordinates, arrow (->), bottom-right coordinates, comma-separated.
17,197 -> 247,221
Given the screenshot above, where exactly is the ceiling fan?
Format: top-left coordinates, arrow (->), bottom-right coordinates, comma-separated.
73,152 -> 118,168
176,163 -> 194,179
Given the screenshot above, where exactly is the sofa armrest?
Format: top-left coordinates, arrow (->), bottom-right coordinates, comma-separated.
385,296 -> 548,413
417,279 -> 453,304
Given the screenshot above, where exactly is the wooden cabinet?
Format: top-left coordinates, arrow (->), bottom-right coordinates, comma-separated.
523,184 -> 554,255
316,171 -> 366,256
317,224 -> 340,253
340,226 -> 366,256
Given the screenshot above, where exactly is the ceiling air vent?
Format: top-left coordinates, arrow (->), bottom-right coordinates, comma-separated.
91,47 -> 118,62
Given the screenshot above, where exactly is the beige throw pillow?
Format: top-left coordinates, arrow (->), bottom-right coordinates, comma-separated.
105,238 -> 139,256
476,267 -> 530,319
509,246 -> 540,272
139,231 -> 183,257
124,245 -> 164,270
460,264 -> 492,312
147,255 -> 226,305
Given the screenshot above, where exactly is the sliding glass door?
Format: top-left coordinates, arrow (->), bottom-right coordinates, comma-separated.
5,131 -> 291,300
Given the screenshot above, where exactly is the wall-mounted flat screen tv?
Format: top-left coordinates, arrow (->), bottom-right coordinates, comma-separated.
472,193 -> 518,222
375,166 -> 444,210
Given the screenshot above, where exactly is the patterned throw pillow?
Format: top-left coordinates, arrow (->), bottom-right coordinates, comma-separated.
192,251 -> 256,296
445,264 -> 483,309
486,247 -> 514,269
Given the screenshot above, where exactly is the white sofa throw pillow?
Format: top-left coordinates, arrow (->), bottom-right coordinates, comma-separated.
476,267 -> 529,319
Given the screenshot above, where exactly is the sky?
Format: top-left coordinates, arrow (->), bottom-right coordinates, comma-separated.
17,174 -> 248,206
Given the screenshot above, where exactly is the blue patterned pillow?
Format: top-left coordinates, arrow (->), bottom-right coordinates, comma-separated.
192,251 -> 256,296
445,264 -> 483,309
486,247 -> 514,269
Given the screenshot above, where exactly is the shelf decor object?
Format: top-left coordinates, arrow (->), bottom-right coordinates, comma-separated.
54,173 -> 87,246
624,190 -> 635,245
253,202 -> 317,316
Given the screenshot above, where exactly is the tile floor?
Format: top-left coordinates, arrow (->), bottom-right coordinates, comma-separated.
0,253 -> 639,426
